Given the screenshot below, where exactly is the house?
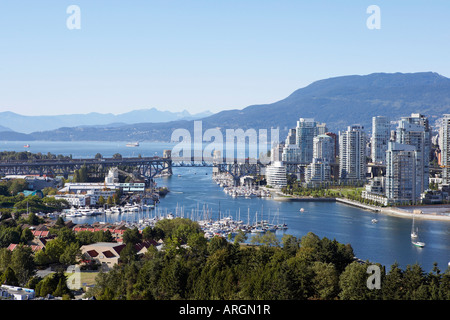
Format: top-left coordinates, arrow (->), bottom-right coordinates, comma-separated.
7,243 -> 44,253
80,240 -> 158,270
80,242 -> 126,270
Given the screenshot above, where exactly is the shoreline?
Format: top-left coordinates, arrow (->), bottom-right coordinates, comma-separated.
271,191 -> 450,222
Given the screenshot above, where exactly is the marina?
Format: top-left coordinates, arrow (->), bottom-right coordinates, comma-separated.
2,140 -> 450,272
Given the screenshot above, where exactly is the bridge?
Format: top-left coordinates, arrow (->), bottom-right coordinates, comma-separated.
0,155 -> 309,184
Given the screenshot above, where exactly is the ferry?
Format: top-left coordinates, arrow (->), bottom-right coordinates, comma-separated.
24,144 -> 30,148
126,142 -> 139,147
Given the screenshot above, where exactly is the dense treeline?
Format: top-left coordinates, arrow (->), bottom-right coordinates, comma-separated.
1,215 -> 449,300
86,218 -> 450,300
0,151 -> 72,162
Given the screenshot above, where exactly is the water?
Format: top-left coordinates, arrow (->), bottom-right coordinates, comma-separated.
1,140 -> 450,272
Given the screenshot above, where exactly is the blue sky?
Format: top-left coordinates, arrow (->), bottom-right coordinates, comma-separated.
0,0 -> 449,116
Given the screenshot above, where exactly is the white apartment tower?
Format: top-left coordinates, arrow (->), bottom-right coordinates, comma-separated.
385,142 -> 417,204
439,114 -> 450,184
396,113 -> 430,196
313,134 -> 335,164
339,125 -> 366,181
371,116 -> 390,164
296,118 -> 318,164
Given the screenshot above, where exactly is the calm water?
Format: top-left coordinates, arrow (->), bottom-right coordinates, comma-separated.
1,140 -> 450,272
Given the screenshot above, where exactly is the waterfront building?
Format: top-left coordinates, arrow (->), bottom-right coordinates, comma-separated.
265,161 -> 287,188
371,116 -> 390,164
439,114 -> 450,184
305,158 -> 331,184
339,125 -> 367,182
361,177 -> 388,206
396,113 -> 431,196
295,118 -> 318,164
385,142 -> 418,204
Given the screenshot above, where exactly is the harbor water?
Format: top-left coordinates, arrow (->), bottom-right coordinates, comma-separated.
1,140 -> 450,272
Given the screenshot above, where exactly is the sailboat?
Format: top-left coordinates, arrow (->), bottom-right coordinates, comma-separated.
411,212 -> 418,239
410,212 -> 425,247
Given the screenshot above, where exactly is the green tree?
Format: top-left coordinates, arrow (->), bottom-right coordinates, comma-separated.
10,244 -> 35,285
311,261 -> 339,299
60,242 -> 81,265
0,266 -> 19,286
123,227 -> 142,245
339,262 -> 373,300
97,196 -> 106,206
120,243 -> 137,264
20,228 -> 34,244
382,262 -> 404,300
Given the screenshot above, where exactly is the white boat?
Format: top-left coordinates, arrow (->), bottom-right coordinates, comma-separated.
371,219 -> 378,224
412,241 -> 425,248
126,142 -> 139,147
300,208 -> 305,212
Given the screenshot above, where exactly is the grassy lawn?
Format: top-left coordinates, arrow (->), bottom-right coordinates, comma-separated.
325,187 -> 364,197
65,271 -> 99,289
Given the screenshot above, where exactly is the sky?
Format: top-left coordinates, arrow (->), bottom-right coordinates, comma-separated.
0,0 -> 449,116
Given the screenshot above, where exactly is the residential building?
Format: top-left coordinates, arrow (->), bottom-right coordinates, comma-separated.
313,134 -> 335,164
439,114 -> 450,184
371,116 -> 390,164
295,118 -> 318,164
339,125 -> 367,181
80,241 -> 157,271
396,113 -> 431,195
385,142 -> 418,204
265,161 -> 287,188
305,158 -> 331,184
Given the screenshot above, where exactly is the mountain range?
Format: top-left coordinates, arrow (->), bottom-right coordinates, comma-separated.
1,72 -> 450,142
0,108 -> 212,134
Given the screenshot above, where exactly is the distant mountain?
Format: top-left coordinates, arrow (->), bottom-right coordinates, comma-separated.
0,108 -> 213,134
0,125 -> 12,132
3,72 -> 450,142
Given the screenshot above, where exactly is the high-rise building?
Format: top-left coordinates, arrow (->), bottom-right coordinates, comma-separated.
439,114 -> 450,184
396,113 -> 430,195
265,161 -> 287,188
339,125 -> 366,181
385,142 -> 417,203
282,129 -> 300,162
305,158 -> 331,184
296,118 -> 318,164
313,134 -> 335,163
371,116 -> 390,164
